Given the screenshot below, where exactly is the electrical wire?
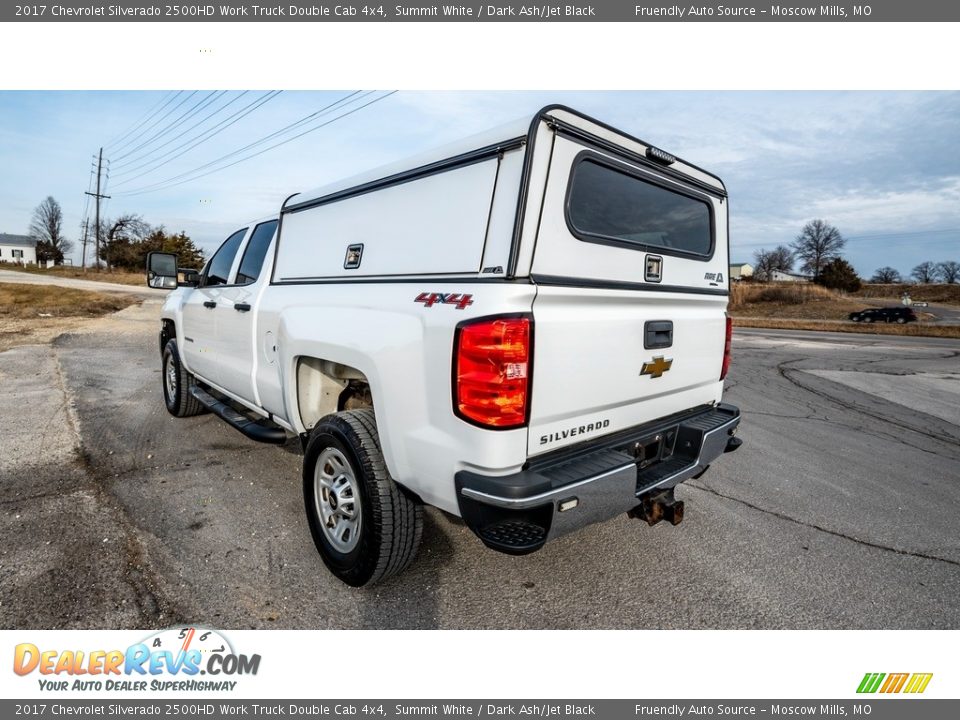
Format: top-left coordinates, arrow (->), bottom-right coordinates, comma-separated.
110,91 -> 281,185
114,91 -> 386,197
107,91 -> 185,155
103,90 -> 178,151
110,91 -> 233,171
110,91 -> 219,162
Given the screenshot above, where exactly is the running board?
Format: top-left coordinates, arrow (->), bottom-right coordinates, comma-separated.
189,385 -> 288,445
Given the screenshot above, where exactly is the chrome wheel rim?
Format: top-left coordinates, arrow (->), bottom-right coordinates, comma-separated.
164,354 -> 177,400
314,447 -> 362,553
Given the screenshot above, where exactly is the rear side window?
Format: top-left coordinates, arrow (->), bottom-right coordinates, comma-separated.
566,158 -> 713,257
236,220 -> 278,285
204,229 -> 247,286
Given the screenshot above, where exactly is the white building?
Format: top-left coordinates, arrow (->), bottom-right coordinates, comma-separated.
729,262 -> 754,281
771,270 -> 811,283
0,233 -> 37,265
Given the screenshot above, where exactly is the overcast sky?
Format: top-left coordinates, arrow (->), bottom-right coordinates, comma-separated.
1,90 -> 957,277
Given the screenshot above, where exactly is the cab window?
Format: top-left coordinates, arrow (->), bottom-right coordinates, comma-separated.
235,220 -> 278,285
204,229 -> 247,286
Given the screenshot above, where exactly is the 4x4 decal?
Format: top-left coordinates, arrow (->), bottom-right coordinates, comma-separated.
414,292 -> 474,310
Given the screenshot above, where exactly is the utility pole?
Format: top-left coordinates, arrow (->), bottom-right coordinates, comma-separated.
80,218 -> 89,271
85,148 -> 110,271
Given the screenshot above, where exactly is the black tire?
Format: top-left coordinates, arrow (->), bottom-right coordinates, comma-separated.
303,408 -> 422,587
896,317 -> 907,324
863,316 -> 874,324
851,316 -> 861,323
161,339 -> 205,418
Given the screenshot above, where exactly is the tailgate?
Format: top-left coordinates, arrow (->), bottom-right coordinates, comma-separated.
526,129 -> 729,456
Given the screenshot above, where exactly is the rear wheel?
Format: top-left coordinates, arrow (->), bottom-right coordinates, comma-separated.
162,339 -> 205,417
303,408 -> 422,587
896,317 -> 907,324
863,316 -> 874,324
851,316 -> 861,323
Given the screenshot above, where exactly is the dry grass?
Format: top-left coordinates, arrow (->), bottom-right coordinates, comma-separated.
735,317 -> 960,339
0,283 -> 140,352
0,283 -> 137,320
854,283 -> 960,305
729,282 -> 867,321
1,263 -> 145,286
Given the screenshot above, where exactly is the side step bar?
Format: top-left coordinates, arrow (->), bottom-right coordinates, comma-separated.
189,385 -> 288,445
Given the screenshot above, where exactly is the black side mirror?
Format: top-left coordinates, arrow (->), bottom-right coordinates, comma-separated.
146,251 -> 178,289
179,268 -> 200,287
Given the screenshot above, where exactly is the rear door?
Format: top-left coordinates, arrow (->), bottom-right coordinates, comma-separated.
527,132 -> 729,456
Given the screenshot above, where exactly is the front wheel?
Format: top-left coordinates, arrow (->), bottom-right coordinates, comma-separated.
162,339 -> 205,417
303,408 -> 422,587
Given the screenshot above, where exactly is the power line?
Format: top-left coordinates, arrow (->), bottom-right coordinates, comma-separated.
104,91 -> 177,151
119,91 -> 364,192
110,91 -> 281,185
115,91 -> 386,197
107,91 -> 185,155
110,90 -> 232,171
110,91 -> 219,162
108,91 -> 199,161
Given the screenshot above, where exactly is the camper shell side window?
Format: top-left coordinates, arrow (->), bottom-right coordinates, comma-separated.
564,150 -> 715,260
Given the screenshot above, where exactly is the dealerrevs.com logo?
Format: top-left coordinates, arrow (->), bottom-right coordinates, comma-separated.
13,627 -> 260,693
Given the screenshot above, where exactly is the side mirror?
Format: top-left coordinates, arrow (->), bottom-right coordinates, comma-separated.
146,251 -> 178,289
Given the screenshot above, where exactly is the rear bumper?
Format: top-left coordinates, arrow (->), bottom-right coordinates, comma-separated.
455,403 -> 741,555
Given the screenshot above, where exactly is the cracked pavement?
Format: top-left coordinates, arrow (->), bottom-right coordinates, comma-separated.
1,308 -> 959,629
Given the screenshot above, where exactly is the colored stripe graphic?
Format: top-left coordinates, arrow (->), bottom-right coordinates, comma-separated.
880,673 -> 909,693
904,673 -> 934,694
857,672 -> 932,694
857,673 -> 885,693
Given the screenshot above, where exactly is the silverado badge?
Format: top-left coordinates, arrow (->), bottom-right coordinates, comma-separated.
641,356 -> 673,379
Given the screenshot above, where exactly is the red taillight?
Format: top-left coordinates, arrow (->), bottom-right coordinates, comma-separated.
454,316 -> 531,429
720,315 -> 733,381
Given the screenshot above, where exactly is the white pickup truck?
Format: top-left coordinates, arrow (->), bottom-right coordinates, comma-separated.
148,105 -> 742,586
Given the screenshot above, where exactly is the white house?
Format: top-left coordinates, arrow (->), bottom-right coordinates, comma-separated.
729,262 -> 754,281
0,233 -> 37,265
771,270 -> 811,283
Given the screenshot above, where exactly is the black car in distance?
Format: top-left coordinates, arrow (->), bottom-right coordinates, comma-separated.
849,307 -> 918,324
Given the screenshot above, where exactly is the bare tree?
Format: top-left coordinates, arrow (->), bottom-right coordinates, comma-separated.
29,196 -> 73,264
752,245 -> 794,282
936,260 -> 960,284
911,261 -> 938,284
870,266 -> 902,283
101,214 -> 152,269
752,249 -> 775,282
791,219 -> 845,281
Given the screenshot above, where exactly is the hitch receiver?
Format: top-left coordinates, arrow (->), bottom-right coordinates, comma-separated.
629,488 -> 684,527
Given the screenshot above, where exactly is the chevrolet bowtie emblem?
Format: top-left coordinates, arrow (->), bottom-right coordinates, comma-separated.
640,356 -> 673,379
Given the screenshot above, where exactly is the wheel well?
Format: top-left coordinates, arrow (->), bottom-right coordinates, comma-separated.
160,319 -> 176,352
296,357 -> 372,430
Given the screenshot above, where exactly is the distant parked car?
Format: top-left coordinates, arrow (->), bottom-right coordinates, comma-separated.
849,307 -> 917,324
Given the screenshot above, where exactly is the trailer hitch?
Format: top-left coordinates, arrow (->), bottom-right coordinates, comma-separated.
629,488 -> 684,527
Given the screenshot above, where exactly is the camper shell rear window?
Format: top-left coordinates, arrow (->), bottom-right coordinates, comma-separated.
565,153 -> 714,258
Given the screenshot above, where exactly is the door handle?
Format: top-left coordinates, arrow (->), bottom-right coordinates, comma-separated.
203,301 -> 217,309
644,320 -> 673,349
234,303 -> 251,312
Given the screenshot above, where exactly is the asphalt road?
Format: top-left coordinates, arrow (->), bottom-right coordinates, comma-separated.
1,305 -> 958,629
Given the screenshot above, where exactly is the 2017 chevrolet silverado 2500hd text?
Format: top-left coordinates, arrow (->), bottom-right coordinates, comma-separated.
147,105 -> 743,586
